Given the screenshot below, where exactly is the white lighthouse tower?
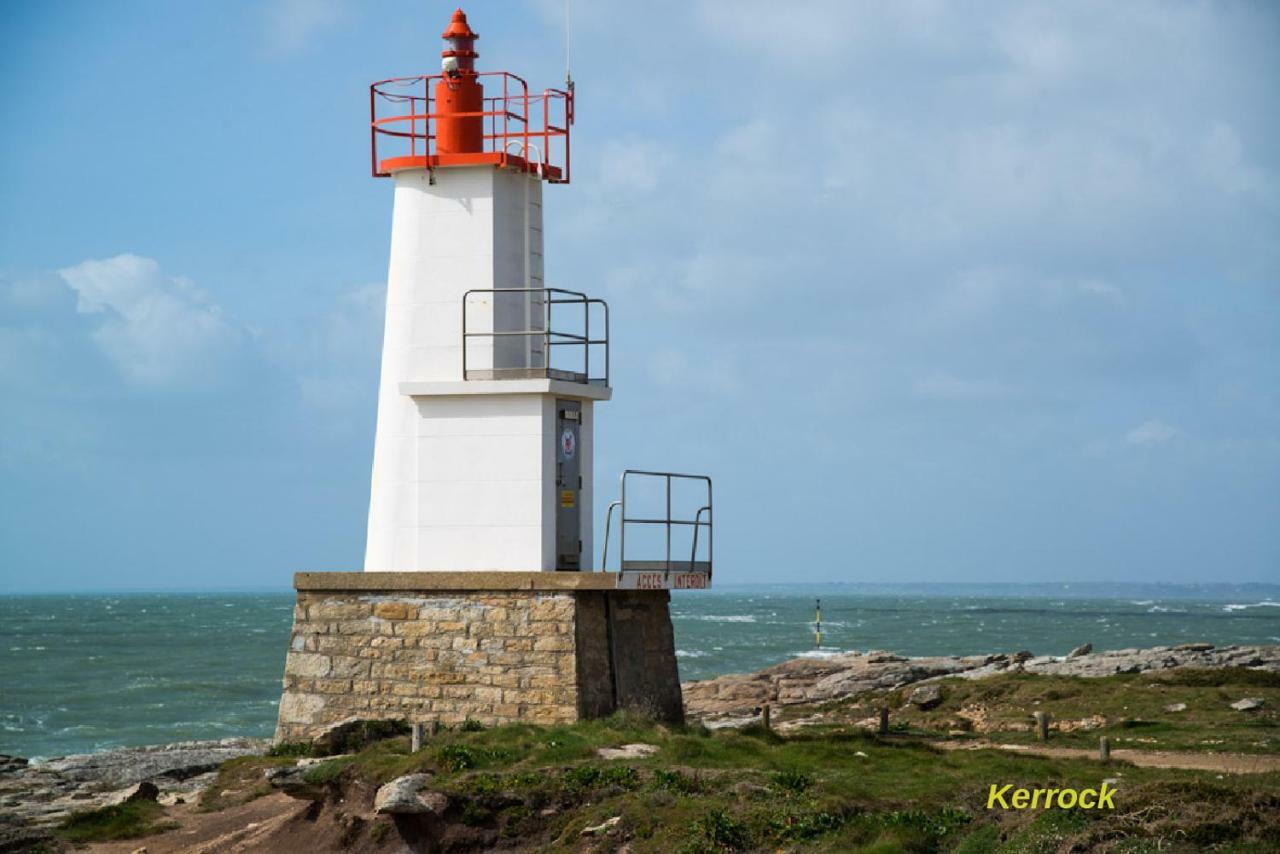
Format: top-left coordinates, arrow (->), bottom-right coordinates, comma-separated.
275,8 -> 715,744
365,9 -> 607,573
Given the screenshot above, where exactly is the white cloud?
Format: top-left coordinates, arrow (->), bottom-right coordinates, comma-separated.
58,254 -> 240,386
595,138 -> 673,196
1199,121 -> 1275,199
648,347 -> 689,387
1126,419 -> 1182,446
293,282 -> 385,419
262,0 -> 348,56
647,345 -> 742,396
914,373 -> 1014,403
606,251 -> 796,316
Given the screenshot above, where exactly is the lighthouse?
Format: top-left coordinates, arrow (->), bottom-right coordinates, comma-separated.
275,9 -> 713,741
364,9 -> 605,574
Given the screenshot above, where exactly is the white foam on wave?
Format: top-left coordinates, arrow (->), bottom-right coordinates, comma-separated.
696,615 -> 757,623
1223,602 -> 1279,611
675,650 -> 708,658
794,649 -> 847,660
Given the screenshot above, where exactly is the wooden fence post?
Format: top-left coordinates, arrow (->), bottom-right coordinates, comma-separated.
1033,711 -> 1050,742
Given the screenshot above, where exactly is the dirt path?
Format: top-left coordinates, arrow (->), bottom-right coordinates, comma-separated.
935,740 -> 1280,775
83,793 -> 303,854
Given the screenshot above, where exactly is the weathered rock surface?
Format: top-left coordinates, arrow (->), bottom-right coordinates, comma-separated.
581,815 -> 621,836
1231,698 -> 1264,712
374,773 -> 446,815
111,780 -> 160,805
908,684 -> 944,710
266,755 -> 354,801
1068,643 -> 1093,658
0,738 -> 265,831
595,743 -> 659,760
309,716 -> 410,756
683,644 -> 1280,720
0,811 -> 55,854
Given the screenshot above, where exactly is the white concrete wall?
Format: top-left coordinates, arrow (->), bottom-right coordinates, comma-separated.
411,394 -> 547,570
365,166 -> 589,572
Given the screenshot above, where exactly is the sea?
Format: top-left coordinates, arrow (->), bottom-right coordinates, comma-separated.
3,583 -> 1278,761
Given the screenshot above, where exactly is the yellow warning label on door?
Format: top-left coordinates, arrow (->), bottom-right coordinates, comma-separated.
560,490 -> 576,508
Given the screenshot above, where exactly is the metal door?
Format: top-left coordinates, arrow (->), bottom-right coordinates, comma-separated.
555,400 -> 581,569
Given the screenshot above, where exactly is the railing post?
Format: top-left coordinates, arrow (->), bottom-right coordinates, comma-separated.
665,475 -> 672,576
706,478 -> 713,579
619,472 -> 628,572
369,85 -> 377,177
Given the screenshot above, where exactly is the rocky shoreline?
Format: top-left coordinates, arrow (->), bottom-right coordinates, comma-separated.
681,642 -> 1280,722
2,643 -> 1276,849
0,738 -> 265,851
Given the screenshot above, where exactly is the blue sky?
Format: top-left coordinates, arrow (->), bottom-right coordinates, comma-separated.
1,1 -> 1277,592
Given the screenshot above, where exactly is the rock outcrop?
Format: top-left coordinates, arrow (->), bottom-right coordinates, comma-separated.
373,773 -> 447,815
908,684 -> 944,710
1230,698 -> 1264,712
682,644 -> 1280,721
0,737 -> 265,831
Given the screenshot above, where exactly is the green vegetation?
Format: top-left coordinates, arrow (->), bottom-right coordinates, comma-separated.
56,799 -> 178,843
208,701 -> 1280,852
814,668 -> 1280,755
198,753 -> 301,812
266,740 -> 315,758
301,755 -> 358,784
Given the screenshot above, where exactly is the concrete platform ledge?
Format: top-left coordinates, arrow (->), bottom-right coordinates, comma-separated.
398,379 -> 612,401
294,571 -> 624,592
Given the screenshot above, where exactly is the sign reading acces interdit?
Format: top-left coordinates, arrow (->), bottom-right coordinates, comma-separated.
987,782 -> 1116,811
616,572 -> 711,590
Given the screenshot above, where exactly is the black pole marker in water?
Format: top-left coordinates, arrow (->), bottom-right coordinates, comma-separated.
815,598 -> 822,648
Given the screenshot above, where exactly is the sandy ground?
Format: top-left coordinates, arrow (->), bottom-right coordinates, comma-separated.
935,741 -> 1280,774
83,793 -> 303,854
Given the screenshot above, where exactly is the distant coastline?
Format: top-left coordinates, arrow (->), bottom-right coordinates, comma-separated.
4,588 -> 1278,760
4,580 -> 1280,598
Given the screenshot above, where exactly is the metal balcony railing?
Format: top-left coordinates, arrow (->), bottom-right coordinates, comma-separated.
602,470 -> 713,578
461,288 -> 609,386
370,71 -> 573,181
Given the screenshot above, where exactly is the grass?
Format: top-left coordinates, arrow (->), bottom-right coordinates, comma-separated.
181,671 -> 1280,851
56,799 -> 178,843
814,668 -> 1280,755
198,753 -> 300,812
204,704 -> 1280,852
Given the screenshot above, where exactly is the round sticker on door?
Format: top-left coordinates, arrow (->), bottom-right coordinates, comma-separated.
560,429 -> 576,460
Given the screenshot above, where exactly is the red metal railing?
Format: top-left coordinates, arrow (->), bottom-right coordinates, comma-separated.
370,72 -> 573,182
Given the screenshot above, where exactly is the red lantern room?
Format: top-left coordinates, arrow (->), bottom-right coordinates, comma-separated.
370,8 -> 574,181
436,9 -> 482,154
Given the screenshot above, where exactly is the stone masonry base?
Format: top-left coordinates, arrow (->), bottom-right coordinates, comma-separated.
274,574 -> 683,743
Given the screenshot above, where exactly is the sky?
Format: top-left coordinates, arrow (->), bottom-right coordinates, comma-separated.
1,1 -> 1277,592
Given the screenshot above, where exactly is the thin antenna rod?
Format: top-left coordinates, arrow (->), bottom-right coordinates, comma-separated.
565,0 -> 573,91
